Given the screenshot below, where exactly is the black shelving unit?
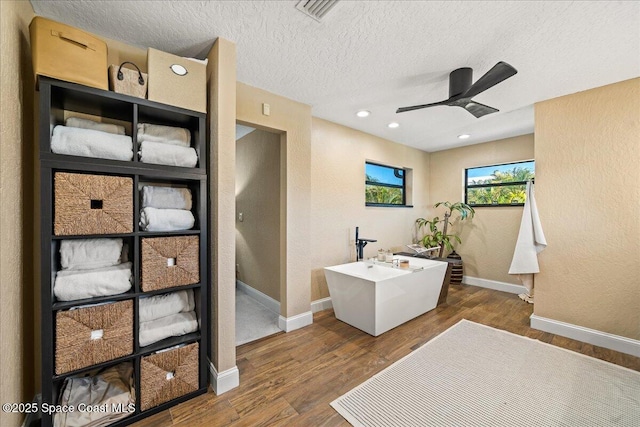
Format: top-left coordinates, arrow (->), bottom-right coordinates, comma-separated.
37,77 -> 209,427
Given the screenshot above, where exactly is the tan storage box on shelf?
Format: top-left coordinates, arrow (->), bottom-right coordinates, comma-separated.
141,236 -> 199,291
141,342 -> 199,410
147,48 -> 206,113
55,300 -> 133,374
54,172 -> 133,236
30,16 -> 108,90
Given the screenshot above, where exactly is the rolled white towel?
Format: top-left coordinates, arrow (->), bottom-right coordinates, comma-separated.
138,311 -> 198,347
60,238 -> 123,271
54,262 -> 133,301
139,289 -> 195,323
51,125 -> 133,161
139,207 -> 195,232
66,117 -> 126,135
139,140 -> 197,168
137,123 -> 191,147
142,186 -> 192,210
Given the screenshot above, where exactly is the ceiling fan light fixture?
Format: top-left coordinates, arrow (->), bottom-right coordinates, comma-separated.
458,134 -> 471,139
356,110 -> 370,118
388,122 -> 400,129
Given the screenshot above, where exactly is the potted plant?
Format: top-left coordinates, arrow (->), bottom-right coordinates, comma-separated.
415,201 -> 475,258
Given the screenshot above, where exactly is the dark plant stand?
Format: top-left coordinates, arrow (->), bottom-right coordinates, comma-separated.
447,250 -> 463,285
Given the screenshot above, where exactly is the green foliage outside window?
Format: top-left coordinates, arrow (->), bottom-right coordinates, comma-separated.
365,161 -> 406,206
466,163 -> 535,206
365,174 -> 403,204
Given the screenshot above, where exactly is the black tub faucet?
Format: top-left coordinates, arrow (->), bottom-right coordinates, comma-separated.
355,226 -> 377,261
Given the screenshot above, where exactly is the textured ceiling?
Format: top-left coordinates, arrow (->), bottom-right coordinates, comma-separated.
30,1 -> 640,152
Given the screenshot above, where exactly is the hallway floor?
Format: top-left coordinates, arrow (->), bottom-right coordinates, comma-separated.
236,285 -> 281,346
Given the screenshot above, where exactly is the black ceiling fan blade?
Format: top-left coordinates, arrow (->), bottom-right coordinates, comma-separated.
463,100 -> 499,118
396,99 -> 451,113
461,61 -> 517,99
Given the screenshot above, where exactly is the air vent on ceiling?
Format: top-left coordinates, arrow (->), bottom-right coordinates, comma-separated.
296,0 -> 340,22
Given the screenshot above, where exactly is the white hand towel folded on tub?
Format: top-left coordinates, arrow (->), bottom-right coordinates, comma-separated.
51,125 -> 133,161
138,311 -> 198,347
137,123 -> 191,147
139,207 -> 195,232
54,262 -> 133,301
142,185 -> 192,210
66,117 -> 126,135
139,140 -> 198,168
139,289 -> 195,323
60,238 -> 123,270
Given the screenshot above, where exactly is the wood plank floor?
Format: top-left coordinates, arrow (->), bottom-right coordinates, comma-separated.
133,285 -> 640,427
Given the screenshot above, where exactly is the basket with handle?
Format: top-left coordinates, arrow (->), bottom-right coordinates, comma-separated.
109,61 -> 148,98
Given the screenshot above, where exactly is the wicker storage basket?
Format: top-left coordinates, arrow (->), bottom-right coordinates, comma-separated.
109,62 -> 148,99
55,300 -> 133,374
54,172 -> 133,235
141,236 -> 199,291
140,342 -> 199,410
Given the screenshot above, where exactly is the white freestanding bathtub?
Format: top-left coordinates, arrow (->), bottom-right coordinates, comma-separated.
324,256 -> 447,336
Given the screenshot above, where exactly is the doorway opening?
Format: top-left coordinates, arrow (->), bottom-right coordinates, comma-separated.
235,123 -> 283,345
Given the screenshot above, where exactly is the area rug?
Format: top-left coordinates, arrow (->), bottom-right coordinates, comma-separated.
331,319 -> 640,426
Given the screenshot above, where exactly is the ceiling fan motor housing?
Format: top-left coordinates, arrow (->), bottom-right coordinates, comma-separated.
449,67 -> 473,98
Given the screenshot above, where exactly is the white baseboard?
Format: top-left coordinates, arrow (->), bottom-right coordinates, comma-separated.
530,314 -> 640,358
208,361 -> 239,395
463,276 -> 527,295
236,280 -> 280,315
311,297 -> 333,313
278,311 -> 313,332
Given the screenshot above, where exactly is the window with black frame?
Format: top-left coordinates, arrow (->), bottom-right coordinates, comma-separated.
465,160 -> 535,207
365,162 -> 406,206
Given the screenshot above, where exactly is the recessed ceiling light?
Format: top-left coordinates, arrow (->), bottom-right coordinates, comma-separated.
356,110 -> 370,118
458,134 -> 471,139
388,122 -> 400,129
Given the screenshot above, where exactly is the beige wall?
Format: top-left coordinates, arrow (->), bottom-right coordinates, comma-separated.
1,1 -> 35,426
310,118 -> 432,300
207,39 -> 237,373
534,78 -> 640,340
236,129 -> 281,301
105,37 -> 148,73
429,134 -> 535,284
237,82 -> 312,318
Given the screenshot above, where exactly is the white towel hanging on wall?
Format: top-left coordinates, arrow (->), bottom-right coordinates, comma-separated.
509,181 -> 546,301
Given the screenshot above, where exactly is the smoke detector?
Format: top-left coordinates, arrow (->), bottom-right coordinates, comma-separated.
295,0 -> 340,22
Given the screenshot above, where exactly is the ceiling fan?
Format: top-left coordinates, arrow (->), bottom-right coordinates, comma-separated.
396,62 -> 517,118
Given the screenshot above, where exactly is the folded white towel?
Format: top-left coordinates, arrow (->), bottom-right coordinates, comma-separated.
137,123 -> 191,147
60,238 -> 123,271
54,262 -> 132,301
139,311 -> 198,347
139,140 -> 197,168
139,289 -> 195,323
66,117 -> 126,135
139,207 -> 195,232
142,186 -> 192,210
51,125 -> 133,161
